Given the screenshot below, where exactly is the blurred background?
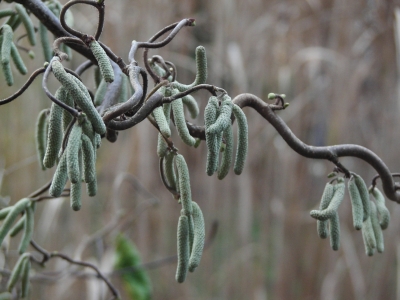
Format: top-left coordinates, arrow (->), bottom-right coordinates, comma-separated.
1,0 -> 400,299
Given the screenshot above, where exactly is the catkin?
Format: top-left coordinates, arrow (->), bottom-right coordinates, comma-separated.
0,198 -> 31,246
315,183 -> 335,239
176,154 -> 193,215
182,94 -> 199,119
0,10 -> 16,19
35,109 -> 48,170
362,227 -> 375,256
329,212 -> 340,251
362,215 -> 376,250
94,78 -> 107,106
20,257 -> 30,298
370,187 -> 390,230
207,95 -> 233,135
172,46 -> 207,91
175,214 -> 190,283
310,179 -> 345,221
86,177 -> 97,197
18,205 -> 34,254
7,253 -> 30,292
51,59 -> 106,135
232,104 -> 248,175
157,134 -> 168,158
9,215 -> 24,237
348,176 -> 364,230
49,151 -> 68,197
39,22 -> 52,62
81,134 -> 96,184
188,215 -> 195,253
153,106 -> 171,138
70,151 -> 82,211
89,40 -> 114,83
353,173 -> 370,221
15,4 -> 36,46
217,125 -> 233,180
1,24 -> 14,86
370,201 -> 384,253
0,207 -> 12,220
204,96 -> 219,176
172,89 -> 196,146
163,152 -> 177,192
43,88 -> 65,169
188,202 -> 205,272
67,123 -> 83,184
6,14 -> 21,31
10,42 -> 27,75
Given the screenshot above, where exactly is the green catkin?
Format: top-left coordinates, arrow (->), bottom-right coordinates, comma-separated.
153,106 -> 171,137
188,202 -> 205,272
0,198 -> 31,246
0,10 -> 16,19
232,104 -> 248,175
188,215 -> 195,253
9,215 -> 24,237
157,134 -> 168,158
370,201 -> 384,253
67,123 -> 82,184
172,89 -> 196,146
217,125 -> 233,180
118,75 -> 128,103
362,215 -> 377,250
329,212 -> 340,251
362,227 -> 375,256
51,59 -> 106,135
81,134 -> 96,184
176,154 -> 193,215
43,88 -> 66,169
89,40 -> 114,83
316,183 -> 335,239
163,152 -> 177,191
94,78 -> 107,106
182,94 -> 199,119
35,109 -> 48,170
62,92 -> 74,132
70,151 -> 82,211
20,257 -> 30,298
370,187 -> 390,230
15,4 -> 36,46
175,213 -> 190,283
0,207 -> 12,220
157,103 -> 172,157
18,205 -> 34,254
353,173 -> 370,221
1,24 -> 14,86
49,151 -> 68,197
348,176 -> 364,230
204,96 -> 219,176
6,14 -> 21,31
7,253 -> 30,292
207,95 -> 233,135
10,42 -> 27,75
310,179 -> 345,221
39,22 -> 52,62
172,46 -> 207,92
86,177 -> 97,197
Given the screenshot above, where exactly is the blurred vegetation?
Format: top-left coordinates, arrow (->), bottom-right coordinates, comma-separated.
1,0 -> 400,299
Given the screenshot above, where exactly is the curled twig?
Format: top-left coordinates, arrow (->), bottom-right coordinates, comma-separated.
0,67 -> 45,106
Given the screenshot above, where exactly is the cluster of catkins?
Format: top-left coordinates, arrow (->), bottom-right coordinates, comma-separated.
35,38 -> 113,211
0,1 -> 74,87
310,173 -> 390,255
